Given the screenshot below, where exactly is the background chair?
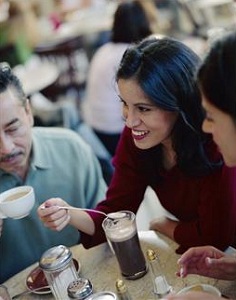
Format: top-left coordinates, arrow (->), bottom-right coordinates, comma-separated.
177,0 -> 236,39
33,34 -> 89,104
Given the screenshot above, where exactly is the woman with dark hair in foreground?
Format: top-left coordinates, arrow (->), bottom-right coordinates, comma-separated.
162,31 -> 236,300
38,37 -> 236,256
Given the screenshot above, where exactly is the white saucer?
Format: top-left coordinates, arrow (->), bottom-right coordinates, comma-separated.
177,284 -> 221,296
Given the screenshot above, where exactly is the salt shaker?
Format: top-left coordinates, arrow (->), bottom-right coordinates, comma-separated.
146,249 -> 171,298
39,245 -> 78,300
115,279 -> 132,300
67,278 -> 93,299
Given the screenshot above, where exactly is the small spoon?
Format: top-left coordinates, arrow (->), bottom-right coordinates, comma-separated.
41,205 -> 126,220
12,286 -> 50,299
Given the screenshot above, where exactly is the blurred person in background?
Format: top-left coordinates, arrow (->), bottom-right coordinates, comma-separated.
82,0 -> 153,158
0,0 -> 41,66
0,62 -> 106,283
52,0 -> 107,21
161,31 -> 236,300
137,0 -> 160,33
39,37 -> 235,257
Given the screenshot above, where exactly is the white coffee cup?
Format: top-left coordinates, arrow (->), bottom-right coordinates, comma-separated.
0,186 -> 35,219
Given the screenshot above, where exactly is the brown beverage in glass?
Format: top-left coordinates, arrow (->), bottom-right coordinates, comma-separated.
102,211 -> 147,279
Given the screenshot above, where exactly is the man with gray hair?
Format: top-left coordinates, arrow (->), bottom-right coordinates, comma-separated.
0,62 -> 106,283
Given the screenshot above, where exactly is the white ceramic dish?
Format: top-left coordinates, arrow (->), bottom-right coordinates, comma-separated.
177,284 -> 221,296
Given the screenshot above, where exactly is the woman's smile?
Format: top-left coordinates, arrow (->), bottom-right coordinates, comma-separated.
131,129 -> 149,141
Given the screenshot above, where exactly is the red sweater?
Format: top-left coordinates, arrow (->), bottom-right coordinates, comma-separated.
81,127 -> 236,254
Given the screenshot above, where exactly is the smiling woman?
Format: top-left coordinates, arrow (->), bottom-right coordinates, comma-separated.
38,37 -> 236,257
118,78 -> 178,158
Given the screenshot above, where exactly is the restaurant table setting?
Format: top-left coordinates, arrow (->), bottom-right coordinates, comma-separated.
4,230 -> 236,300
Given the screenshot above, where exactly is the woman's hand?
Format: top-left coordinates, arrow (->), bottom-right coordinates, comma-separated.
37,198 -> 95,235
37,198 -> 71,231
177,246 -> 236,280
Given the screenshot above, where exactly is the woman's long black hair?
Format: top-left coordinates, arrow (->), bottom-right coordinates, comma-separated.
111,0 -> 152,44
198,31 -> 236,122
116,37 -> 221,176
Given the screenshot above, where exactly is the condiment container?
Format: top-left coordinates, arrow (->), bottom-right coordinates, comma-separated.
67,278 -> 93,299
146,249 -> 171,298
115,279 -> 132,300
39,245 -> 78,300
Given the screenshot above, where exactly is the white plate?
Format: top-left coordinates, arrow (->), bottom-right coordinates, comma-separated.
177,284 -> 221,296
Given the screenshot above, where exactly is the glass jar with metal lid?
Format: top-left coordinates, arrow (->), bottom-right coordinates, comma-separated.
39,245 -> 78,300
146,248 -> 171,298
67,278 -> 93,299
115,279 -> 132,300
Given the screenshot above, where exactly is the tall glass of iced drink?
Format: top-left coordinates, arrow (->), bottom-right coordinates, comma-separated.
102,211 -> 147,280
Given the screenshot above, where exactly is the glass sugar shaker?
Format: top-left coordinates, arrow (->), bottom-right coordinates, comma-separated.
115,279 -> 132,300
39,245 -> 78,300
146,249 -> 171,298
67,278 -> 93,299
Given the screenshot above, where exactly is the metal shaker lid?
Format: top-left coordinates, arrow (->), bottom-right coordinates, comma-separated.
39,245 -> 72,271
146,248 -> 158,261
67,278 -> 93,299
115,279 -> 127,293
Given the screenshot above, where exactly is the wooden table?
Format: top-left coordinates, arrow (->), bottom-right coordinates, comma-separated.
4,231 -> 236,299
